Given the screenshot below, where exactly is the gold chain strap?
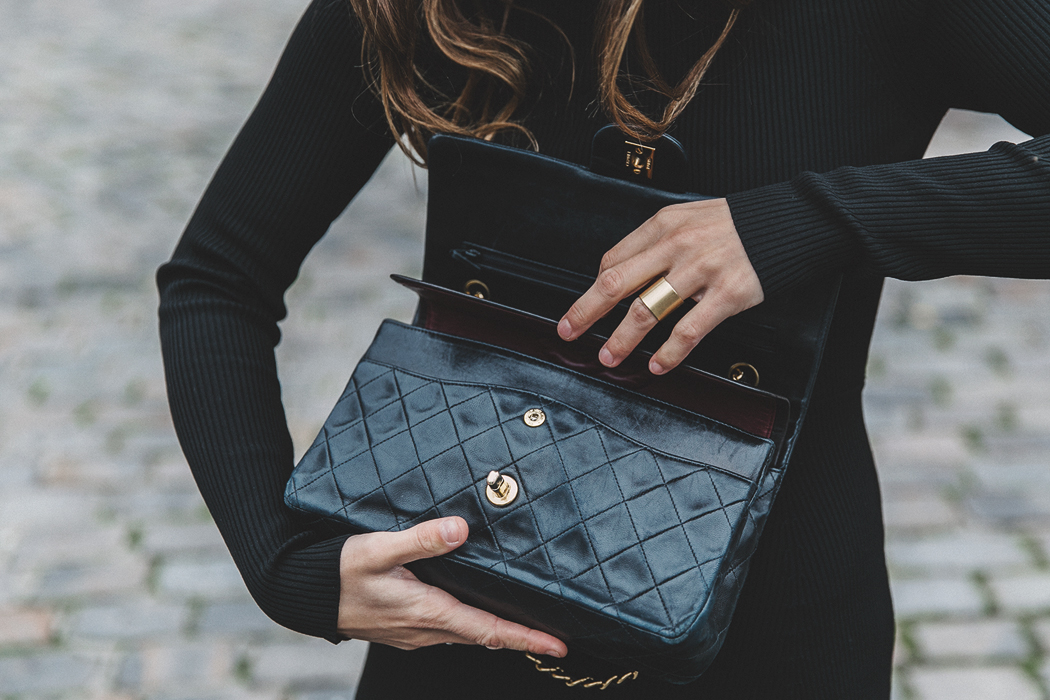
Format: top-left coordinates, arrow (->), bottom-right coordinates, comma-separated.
524,653 -> 640,690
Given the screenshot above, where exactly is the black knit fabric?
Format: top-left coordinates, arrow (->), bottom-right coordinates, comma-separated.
157,0 -> 1050,697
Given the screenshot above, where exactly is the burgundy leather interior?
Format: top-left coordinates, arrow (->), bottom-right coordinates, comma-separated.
397,276 -> 786,440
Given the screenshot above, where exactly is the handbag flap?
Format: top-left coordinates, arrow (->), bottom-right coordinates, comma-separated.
285,320 -> 780,673
422,134 -> 839,465
396,274 -> 789,442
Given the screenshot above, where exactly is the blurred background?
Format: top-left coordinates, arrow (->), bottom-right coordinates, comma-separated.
0,1 -> 1046,698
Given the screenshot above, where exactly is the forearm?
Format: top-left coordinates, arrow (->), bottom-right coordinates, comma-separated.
155,0 -> 395,640
159,261 -> 350,640
728,134 -> 1050,296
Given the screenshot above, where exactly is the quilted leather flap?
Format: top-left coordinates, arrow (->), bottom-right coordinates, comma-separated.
286,322 -> 777,635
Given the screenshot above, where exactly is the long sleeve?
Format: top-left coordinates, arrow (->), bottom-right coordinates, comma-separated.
155,0 -> 1048,656
157,0 -> 394,640
727,0 -> 1050,296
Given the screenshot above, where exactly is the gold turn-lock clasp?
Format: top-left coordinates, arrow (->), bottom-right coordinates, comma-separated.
485,470 -> 519,507
624,141 -> 655,180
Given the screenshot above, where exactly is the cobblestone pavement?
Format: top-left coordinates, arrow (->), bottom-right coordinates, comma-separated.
0,2 -> 1045,698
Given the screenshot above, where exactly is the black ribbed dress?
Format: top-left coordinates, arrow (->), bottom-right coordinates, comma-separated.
157,0 -> 1050,697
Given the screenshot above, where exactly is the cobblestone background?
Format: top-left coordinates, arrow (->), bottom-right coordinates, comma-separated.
0,1 -> 1045,698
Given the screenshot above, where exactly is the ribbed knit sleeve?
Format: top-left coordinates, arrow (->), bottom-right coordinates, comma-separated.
728,0 -> 1050,296
157,0 -> 393,641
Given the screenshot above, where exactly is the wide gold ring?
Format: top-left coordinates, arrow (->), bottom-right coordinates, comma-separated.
638,277 -> 684,322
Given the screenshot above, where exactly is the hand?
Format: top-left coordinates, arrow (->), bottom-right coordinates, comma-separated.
336,516 -> 568,657
557,198 -> 763,374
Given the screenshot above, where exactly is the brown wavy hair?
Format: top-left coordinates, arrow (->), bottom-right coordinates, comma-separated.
349,0 -> 751,164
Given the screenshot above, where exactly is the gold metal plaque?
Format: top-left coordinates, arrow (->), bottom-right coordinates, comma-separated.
624,141 -> 655,180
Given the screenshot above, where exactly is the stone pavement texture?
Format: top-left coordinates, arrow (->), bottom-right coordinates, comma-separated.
0,1 -> 1045,698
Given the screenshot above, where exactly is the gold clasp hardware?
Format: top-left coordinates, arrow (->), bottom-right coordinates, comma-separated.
728,362 -> 760,388
523,408 -> 546,427
463,279 -> 490,299
485,470 -> 519,507
624,141 -> 655,180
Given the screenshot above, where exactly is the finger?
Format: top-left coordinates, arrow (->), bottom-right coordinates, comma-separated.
434,599 -> 568,657
367,625 -> 543,653
558,249 -> 667,341
358,581 -> 561,653
596,297 -> 660,367
597,267 -> 704,367
595,209 -> 674,273
354,517 -> 469,571
647,291 -> 738,374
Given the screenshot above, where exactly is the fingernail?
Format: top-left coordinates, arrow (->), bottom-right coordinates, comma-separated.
485,645 -> 500,650
441,519 -> 462,546
557,319 -> 572,339
546,649 -> 564,658
649,359 -> 664,375
599,347 -> 614,366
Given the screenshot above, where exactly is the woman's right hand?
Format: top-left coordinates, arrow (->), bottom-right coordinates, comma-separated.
337,516 -> 568,657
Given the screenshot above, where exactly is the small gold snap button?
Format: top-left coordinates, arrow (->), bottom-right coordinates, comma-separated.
523,408 -> 546,427
728,362 -> 760,388
463,279 -> 490,299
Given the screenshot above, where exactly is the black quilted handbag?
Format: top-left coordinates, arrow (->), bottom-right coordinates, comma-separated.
284,135 -> 840,685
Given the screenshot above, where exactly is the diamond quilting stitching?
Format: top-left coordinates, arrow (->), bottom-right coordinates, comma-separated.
703,468 -> 735,533
305,413 -> 588,529
525,410 -> 621,615
485,495 -> 748,575
438,381 -> 516,566
315,373 -> 754,538
321,393 -> 634,531
293,370 -> 508,496
366,362 -> 752,478
657,456 -> 751,600
468,419 -> 673,644
483,392 -> 566,587
307,424 -> 753,577
588,427 -> 673,623
354,369 -> 405,528
305,366 -> 472,465
640,454 -> 706,570
390,370 -> 442,519
291,360 -> 770,641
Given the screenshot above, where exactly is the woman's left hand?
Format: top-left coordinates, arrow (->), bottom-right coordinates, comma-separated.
557,198 -> 764,374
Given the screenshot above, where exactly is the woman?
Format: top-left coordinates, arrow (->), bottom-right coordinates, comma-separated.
157,0 -> 1050,697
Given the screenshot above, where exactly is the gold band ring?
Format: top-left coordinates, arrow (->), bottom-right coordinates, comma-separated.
638,277 -> 684,321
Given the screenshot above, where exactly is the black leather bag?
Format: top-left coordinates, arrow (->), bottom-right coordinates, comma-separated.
284,135 -> 840,684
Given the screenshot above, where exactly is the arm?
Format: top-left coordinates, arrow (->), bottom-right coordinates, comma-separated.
729,0 -> 1050,297
561,0 -> 1050,372
158,0 -> 565,656
729,137 -> 1050,298
158,0 -> 395,640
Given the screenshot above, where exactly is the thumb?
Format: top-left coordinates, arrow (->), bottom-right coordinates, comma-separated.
371,516 -> 469,570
